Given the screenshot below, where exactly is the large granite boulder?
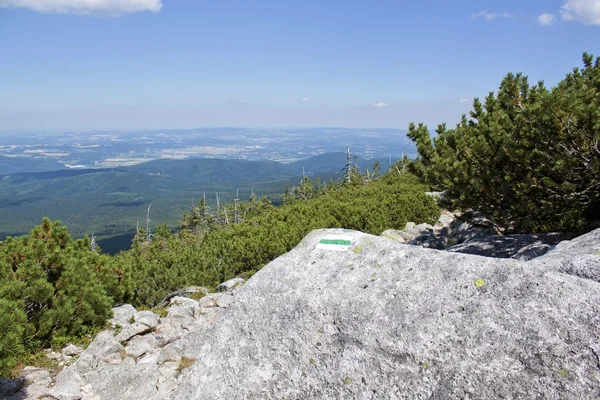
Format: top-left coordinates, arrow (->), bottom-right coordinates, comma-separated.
10,228 -> 600,399
174,228 -> 600,399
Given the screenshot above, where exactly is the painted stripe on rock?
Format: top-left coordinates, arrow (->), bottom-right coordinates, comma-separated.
316,235 -> 354,251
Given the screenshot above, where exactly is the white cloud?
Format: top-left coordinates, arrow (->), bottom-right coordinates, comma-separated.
0,0 -> 162,16
471,11 -> 515,21
301,97 -> 309,102
459,98 -> 470,104
561,0 -> 600,25
537,13 -> 556,25
372,102 -> 388,108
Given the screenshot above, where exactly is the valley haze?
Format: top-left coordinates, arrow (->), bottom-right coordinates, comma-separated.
0,128 -> 412,254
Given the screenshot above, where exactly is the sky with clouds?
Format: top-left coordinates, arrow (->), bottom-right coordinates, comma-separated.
0,0 -> 599,131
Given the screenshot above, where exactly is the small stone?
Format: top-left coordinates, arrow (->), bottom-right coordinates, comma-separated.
62,344 -> 83,357
46,351 -> 62,360
109,304 -> 137,326
415,223 -> 434,232
198,295 -> 218,308
126,335 -> 156,358
134,310 -> 160,328
137,353 -> 159,365
381,230 -> 408,243
115,322 -> 153,342
154,323 -> 182,347
216,277 -> 245,292
215,293 -> 234,308
23,368 -> 52,387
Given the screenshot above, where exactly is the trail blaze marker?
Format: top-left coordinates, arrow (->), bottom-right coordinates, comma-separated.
317,235 -> 354,251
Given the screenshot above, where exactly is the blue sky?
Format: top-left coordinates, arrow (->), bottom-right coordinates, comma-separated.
0,0 -> 598,130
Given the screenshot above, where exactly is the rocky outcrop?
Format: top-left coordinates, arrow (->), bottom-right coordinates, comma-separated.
171,228 -> 600,399
383,211 -> 568,260
5,280 -> 244,400
8,226 -> 600,399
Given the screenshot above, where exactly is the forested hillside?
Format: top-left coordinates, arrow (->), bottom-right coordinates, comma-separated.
0,159 -> 301,251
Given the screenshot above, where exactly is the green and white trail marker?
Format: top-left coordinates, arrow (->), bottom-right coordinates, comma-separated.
317,234 -> 354,251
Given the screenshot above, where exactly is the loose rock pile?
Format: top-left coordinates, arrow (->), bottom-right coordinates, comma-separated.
3,279 -> 245,400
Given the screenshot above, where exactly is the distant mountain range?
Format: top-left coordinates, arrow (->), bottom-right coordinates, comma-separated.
0,153 -> 398,254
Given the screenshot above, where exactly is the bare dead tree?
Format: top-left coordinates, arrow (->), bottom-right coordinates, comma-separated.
344,145 -> 351,183
234,188 -> 241,224
90,233 -> 97,253
146,203 -> 152,241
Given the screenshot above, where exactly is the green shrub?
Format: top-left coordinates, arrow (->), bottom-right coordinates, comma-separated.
0,299 -> 28,377
0,218 -> 119,376
118,172 -> 439,307
408,53 -> 600,233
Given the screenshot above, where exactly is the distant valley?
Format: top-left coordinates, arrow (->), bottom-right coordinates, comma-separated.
0,152 -> 398,254
0,127 -> 414,173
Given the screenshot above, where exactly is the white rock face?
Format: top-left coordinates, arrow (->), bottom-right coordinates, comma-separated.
173,228 -> 600,399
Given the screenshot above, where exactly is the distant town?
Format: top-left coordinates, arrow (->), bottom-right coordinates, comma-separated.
0,128 -> 415,172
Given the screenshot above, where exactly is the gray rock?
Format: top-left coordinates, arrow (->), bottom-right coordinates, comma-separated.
198,293 -> 234,309
166,298 -> 201,330
156,286 -> 209,308
447,233 -> 565,259
134,311 -> 160,328
48,367 -> 85,399
62,344 -> 83,357
380,230 -> 407,243
0,378 -> 24,399
158,361 -> 179,382
23,368 -> 52,387
45,350 -> 62,360
198,295 -> 218,308
125,335 -> 157,358
172,228 -> 600,399
72,331 -> 124,375
403,222 -> 416,231
137,353 -> 159,366
216,277 -> 245,292
121,356 -> 136,365
215,293 -> 234,308
78,364 -> 160,400
153,321 -> 183,347
108,304 -> 136,326
115,322 -> 153,342
511,241 -> 555,261
528,228 -> 600,283
435,211 -> 456,228
415,222 -> 434,232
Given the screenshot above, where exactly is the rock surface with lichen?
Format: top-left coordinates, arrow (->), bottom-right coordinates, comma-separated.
172,227 -> 600,399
